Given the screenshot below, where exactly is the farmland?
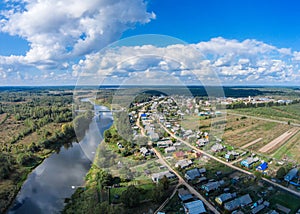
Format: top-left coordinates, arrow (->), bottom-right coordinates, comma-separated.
230,103 -> 300,124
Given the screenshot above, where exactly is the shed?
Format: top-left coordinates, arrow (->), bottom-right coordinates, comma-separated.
178,188 -> 193,202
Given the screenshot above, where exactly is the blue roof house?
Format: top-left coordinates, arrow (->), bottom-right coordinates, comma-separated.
185,168 -> 201,181
256,162 -> 268,171
284,168 -> 299,182
241,157 -> 259,168
141,113 -> 147,119
184,200 -> 206,214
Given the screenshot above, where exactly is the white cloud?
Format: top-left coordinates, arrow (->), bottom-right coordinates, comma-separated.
0,0 -> 155,84
73,37 -> 300,86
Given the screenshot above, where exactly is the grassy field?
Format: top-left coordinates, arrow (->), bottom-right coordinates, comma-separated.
231,103 -> 300,123
223,117 -> 290,151
273,130 -> 300,163
181,114 -> 291,152
180,115 -> 211,131
269,191 -> 300,213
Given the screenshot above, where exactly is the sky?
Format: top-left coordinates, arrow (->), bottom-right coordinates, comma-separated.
1,0 -> 300,86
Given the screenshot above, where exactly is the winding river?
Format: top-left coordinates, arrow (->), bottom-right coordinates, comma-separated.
8,105 -> 113,214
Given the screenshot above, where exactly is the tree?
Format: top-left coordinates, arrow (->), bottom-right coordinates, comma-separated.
254,171 -> 262,181
0,153 -> 12,179
121,185 -> 140,207
159,175 -> 170,190
151,183 -> 165,203
96,169 -> 113,188
276,167 -> 287,180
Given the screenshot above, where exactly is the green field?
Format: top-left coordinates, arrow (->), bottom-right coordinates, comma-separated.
231,103 -> 300,123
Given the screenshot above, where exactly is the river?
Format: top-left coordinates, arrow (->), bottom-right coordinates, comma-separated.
8,105 -> 113,214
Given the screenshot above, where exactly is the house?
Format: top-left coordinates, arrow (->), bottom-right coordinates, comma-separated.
211,143 -> 225,152
151,171 -> 176,183
173,142 -> 181,147
202,180 -> 224,192
174,151 -> 186,159
252,204 -> 265,214
141,113 -> 147,119
196,138 -> 208,147
185,168 -> 201,181
157,140 -> 173,148
284,168 -> 299,182
175,159 -> 193,169
183,200 -> 206,214
178,188 -> 193,202
183,129 -> 193,138
165,146 -> 176,154
197,177 -> 207,184
215,192 -> 237,205
224,194 -> 252,211
149,132 -> 159,142
140,147 -> 150,156
225,151 -> 239,161
241,157 -> 259,168
256,162 -> 268,171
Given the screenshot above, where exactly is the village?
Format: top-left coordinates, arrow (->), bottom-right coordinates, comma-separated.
112,94 -> 300,214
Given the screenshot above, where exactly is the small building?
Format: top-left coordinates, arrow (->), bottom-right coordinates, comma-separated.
284,168 -> 299,182
215,192 -> 237,205
165,146 -> 176,154
140,147 -> 150,156
178,188 -> 193,202
185,168 -> 201,181
157,140 -> 173,148
149,132 -> 159,142
202,180 -> 224,192
276,204 -> 291,214
174,151 -> 186,159
151,171 -> 176,183
252,204 -> 265,214
196,138 -> 209,147
175,159 -> 193,169
211,143 -> 225,152
141,113 -> 147,119
224,194 -> 252,211
183,200 -> 206,214
225,151 -> 239,161
241,157 -> 259,168
256,162 -> 268,171
197,177 -> 207,184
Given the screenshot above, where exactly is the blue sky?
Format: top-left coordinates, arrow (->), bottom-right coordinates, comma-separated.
124,0 -> 300,50
0,0 -> 300,86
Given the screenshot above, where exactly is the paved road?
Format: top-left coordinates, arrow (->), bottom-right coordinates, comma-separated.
137,110 -> 220,214
156,118 -> 300,198
228,112 -> 300,127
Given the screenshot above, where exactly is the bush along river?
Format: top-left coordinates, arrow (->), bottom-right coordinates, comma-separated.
8,105 -> 113,214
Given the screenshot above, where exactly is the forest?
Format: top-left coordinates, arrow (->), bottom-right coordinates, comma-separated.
0,87 -> 78,213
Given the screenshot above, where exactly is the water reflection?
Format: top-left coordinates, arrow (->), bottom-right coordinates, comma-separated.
8,108 -> 113,214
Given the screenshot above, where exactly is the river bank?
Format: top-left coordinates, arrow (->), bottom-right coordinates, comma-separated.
6,106 -> 113,213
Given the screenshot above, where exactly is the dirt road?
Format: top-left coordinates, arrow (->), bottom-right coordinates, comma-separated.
259,127 -> 299,153
241,138 -> 262,149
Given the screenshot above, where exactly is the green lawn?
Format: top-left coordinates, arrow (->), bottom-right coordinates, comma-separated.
269,191 -> 300,213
